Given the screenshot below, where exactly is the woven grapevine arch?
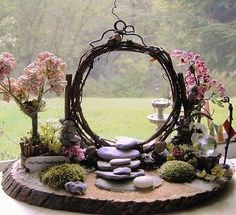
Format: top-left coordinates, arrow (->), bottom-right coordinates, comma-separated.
70,21 -> 182,148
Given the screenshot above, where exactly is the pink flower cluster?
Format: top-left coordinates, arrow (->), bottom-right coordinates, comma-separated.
19,62 -> 46,95
0,51 -> 66,104
0,52 -> 16,81
18,51 -> 66,96
1,78 -> 25,102
61,145 -> 85,161
37,52 -> 66,95
171,49 -> 226,98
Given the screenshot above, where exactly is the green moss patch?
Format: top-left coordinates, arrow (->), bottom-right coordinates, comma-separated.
39,163 -> 85,189
159,160 -> 196,183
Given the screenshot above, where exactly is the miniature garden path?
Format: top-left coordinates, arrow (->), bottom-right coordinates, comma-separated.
1,160 -> 233,215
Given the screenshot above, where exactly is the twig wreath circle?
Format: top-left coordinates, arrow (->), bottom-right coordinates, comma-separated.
70,21 -> 182,148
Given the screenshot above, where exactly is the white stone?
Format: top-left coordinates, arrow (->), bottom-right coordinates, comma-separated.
133,176 -> 154,189
25,156 -> 70,172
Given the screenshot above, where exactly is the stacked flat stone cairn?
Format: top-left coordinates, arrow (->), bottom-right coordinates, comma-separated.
59,119 -> 81,147
95,137 -> 164,191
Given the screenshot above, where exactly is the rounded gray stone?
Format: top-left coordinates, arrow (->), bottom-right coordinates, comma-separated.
95,169 -> 144,180
113,167 -> 131,175
65,181 -> 87,194
97,147 -> 140,161
110,158 -> 131,166
115,137 -> 138,150
97,160 -> 141,171
60,139 -> 72,146
68,134 -> 81,143
88,175 -> 164,192
63,120 -> 75,126
68,126 -> 77,133
95,178 -> 137,191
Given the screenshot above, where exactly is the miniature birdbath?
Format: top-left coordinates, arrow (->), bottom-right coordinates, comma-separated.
147,98 -> 170,129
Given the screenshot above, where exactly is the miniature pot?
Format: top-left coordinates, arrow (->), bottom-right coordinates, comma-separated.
19,141 -> 49,166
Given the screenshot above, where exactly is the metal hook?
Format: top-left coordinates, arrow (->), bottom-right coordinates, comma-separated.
221,96 -> 230,103
114,20 -> 126,32
125,25 -> 135,34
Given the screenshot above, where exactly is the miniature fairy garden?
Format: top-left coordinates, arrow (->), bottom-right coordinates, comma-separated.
1,1 -> 235,214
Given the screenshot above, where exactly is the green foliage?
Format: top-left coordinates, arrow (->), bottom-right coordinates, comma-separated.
21,133 -> 41,146
39,163 -> 85,189
159,160 -> 196,183
179,143 -> 200,154
196,164 -> 226,181
40,119 -> 62,153
166,142 -> 200,162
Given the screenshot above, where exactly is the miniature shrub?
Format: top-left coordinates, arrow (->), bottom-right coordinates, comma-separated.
39,163 -> 85,189
159,160 -> 196,183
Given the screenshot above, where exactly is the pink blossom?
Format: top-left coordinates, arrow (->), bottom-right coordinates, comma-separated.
34,51 -> 66,95
0,52 -> 16,81
171,49 -> 225,99
197,86 -> 207,99
0,51 -> 66,118
1,78 -> 26,102
171,49 -> 200,65
62,145 -> 85,161
18,52 -> 66,96
171,49 -> 183,58
37,51 -> 65,77
209,79 -> 226,97
18,69 -> 45,95
185,71 -> 196,86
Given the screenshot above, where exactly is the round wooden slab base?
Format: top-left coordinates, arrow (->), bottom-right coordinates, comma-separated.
1,160 -> 233,215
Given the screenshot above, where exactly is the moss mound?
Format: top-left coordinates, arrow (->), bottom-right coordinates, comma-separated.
39,163 -> 85,189
159,160 -> 196,183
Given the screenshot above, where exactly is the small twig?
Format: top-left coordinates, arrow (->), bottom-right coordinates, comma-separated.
0,127 -> 18,145
112,0 -> 121,21
223,97 -> 233,165
7,76 -> 12,93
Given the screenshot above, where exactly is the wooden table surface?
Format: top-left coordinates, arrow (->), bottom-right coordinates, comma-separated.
1,159 -> 236,215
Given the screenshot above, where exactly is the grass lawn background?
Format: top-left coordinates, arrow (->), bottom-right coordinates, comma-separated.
0,97 -> 235,160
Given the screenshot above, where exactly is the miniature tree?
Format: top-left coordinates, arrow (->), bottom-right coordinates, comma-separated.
0,51 -> 66,145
